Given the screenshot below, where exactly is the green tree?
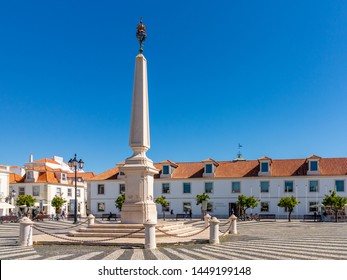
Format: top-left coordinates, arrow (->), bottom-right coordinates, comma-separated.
196,193 -> 210,219
278,196 -> 300,222
51,195 -> 67,213
16,195 -> 36,213
155,195 -> 169,220
236,195 -> 259,220
322,190 -> 347,222
115,193 -> 125,211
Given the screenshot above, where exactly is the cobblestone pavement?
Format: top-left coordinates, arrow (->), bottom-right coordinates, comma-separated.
1,220 -> 347,260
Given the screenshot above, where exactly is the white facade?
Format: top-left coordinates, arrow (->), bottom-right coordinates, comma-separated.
88,156 -> 347,219
9,155 -> 93,217
0,164 -> 11,216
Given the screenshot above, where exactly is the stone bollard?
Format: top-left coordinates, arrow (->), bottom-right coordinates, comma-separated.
144,219 -> 157,249
204,213 -> 211,227
229,214 -> 238,234
209,217 -> 220,245
88,214 -> 95,226
19,217 -> 34,246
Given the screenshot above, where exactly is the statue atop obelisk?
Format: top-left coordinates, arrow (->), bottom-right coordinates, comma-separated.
119,19 -> 159,224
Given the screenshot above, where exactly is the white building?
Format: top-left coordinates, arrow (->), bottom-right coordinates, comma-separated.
0,164 -> 12,216
9,155 -> 95,217
87,155 -> 347,219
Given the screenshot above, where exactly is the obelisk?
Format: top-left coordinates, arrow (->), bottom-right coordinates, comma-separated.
119,19 -> 159,224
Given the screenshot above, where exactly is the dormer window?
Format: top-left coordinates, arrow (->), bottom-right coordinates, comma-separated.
307,155 -> 320,175
202,158 -> 219,177
61,173 -> 67,181
27,171 -> 33,179
160,160 -> 178,178
261,162 -> 269,173
309,161 -> 318,172
258,156 -> 272,176
205,164 -> 213,174
163,165 -> 170,175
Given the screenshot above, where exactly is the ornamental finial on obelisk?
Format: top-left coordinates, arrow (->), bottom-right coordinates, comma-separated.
136,17 -> 146,53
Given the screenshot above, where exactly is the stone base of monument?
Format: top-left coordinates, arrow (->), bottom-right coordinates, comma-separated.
68,220 -> 207,241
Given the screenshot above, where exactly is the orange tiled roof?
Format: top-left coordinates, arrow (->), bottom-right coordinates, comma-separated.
87,157 -> 347,181
9,173 -> 22,183
37,172 -> 59,184
89,166 -> 120,181
67,172 -> 96,179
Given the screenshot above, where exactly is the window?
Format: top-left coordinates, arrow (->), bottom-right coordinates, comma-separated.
56,187 -> 62,196
261,162 -> 269,173
67,188 -> 72,197
18,187 -> 25,196
309,201 -> 319,212
61,173 -> 67,181
162,165 -> 170,175
77,189 -> 81,197
231,182 -> 241,193
260,181 -> 269,193
205,164 -> 213,174
162,183 -> 170,194
32,186 -> 39,196
260,202 -> 269,212
183,183 -> 191,194
119,183 -> 125,194
310,161 -> 318,171
309,181 -> 319,192
27,171 -> 33,179
97,184 -> 105,195
335,180 -> 345,192
97,202 -> 105,212
205,182 -> 213,193
183,202 -> 191,213
284,181 -> 294,192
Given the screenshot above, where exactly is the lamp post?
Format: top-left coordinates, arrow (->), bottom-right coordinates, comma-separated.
68,154 -> 84,224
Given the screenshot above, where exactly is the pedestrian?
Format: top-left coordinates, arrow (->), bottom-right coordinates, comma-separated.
189,209 -> 192,219
61,209 -> 66,220
314,211 -> 317,222
107,212 -> 113,221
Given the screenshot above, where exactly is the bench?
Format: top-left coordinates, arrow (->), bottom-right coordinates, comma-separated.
35,214 -> 50,221
0,216 -> 18,223
258,214 -> 276,221
303,214 -> 321,221
176,213 -> 186,220
101,213 -> 118,221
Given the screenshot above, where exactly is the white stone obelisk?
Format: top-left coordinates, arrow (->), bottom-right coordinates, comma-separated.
119,22 -> 159,224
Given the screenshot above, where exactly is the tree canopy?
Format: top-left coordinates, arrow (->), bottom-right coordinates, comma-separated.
278,196 -> 300,222
196,193 -> 210,205
51,195 -> 67,212
16,195 -> 36,209
115,193 -> 125,211
322,190 -> 347,222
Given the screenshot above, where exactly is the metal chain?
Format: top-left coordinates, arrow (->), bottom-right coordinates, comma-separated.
218,221 -> 233,236
155,225 -> 210,238
32,224 -> 145,243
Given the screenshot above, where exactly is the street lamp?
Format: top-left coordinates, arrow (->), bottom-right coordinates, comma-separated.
68,154 -> 84,224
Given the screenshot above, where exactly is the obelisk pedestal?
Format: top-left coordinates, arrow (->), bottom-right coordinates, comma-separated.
119,49 -> 159,224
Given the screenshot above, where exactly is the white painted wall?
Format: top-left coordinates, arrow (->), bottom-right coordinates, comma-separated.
88,175 -> 347,219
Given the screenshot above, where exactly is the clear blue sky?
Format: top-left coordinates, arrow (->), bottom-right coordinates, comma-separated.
1,0 -> 347,174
